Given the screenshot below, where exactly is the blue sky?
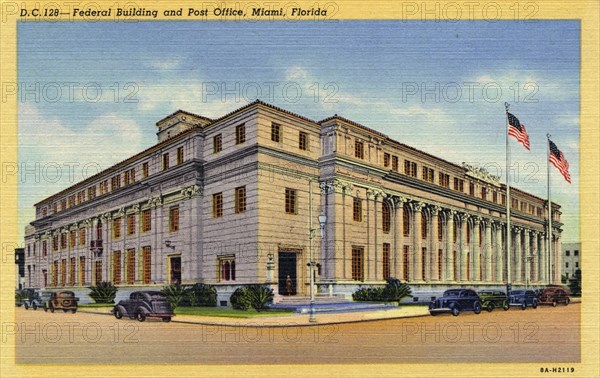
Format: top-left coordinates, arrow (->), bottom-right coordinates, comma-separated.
17,21 -> 580,242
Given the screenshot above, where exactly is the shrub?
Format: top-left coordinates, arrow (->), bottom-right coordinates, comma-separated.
183,283 -> 217,307
89,282 -> 118,304
352,278 -> 412,305
352,286 -> 385,302
161,284 -> 186,310
230,287 -> 252,310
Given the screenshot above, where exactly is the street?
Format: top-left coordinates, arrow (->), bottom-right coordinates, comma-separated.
13,304 -> 580,364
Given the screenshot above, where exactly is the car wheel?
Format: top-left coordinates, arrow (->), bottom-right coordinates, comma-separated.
24,303 -> 29,310
162,317 -> 171,323
429,312 -> 439,316
63,309 -> 68,313
32,303 -> 38,310
49,304 -> 55,313
71,309 -> 77,314
521,303 -> 526,310
114,308 -> 123,319
532,300 -> 538,309
473,302 -> 482,315
486,303 -> 494,312
552,301 -> 557,307
135,311 -> 146,322
503,301 -> 510,311
451,306 -> 460,317
565,298 -> 570,306
43,305 -> 48,312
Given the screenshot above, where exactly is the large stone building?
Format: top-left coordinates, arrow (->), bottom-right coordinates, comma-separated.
561,242 -> 581,281
23,101 -> 563,303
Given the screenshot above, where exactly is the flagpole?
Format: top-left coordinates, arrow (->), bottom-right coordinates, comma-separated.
504,102 -> 512,291
546,134 -> 553,285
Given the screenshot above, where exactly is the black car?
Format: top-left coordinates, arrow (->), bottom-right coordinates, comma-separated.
429,289 -> 482,316
509,289 -> 538,310
23,290 -> 53,310
113,291 -> 174,322
478,290 -> 510,312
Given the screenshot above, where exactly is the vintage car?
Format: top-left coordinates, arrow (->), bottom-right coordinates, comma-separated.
509,289 -> 538,310
429,289 -> 482,316
477,290 -> 510,312
537,285 -> 570,306
113,291 -> 174,322
44,290 -> 79,313
24,290 -> 53,310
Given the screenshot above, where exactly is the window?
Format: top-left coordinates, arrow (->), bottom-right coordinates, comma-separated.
69,230 -> 76,248
69,257 -> 76,286
94,261 -> 102,285
111,175 -> 121,191
404,160 -> 417,177
382,244 -> 390,280
235,186 -> 246,213
421,248 -> 427,280
88,186 -> 96,200
439,173 -> 450,188
422,166 -> 434,183
169,206 -> 180,232
60,199 -> 66,211
213,193 -> 223,218
79,256 -> 85,286
124,170 -> 131,186
53,202 -> 57,213
454,177 -> 465,192
60,233 -> 67,249
236,124 -> 245,144
575,262 -> 579,268
113,218 -> 122,239
383,153 -> 390,167
403,246 -> 410,281
142,162 -> 149,178
213,134 -> 222,153
162,153 -> 169,170
129,168 -> 135,184
392,156 -> 399,172
565,250 -> 570,256
143,246 -> 151,284
271,123 -> 281,142
493,191 -> 498,203
421,215 -> 427,239
353,197 -> 362,222
60,259 -> 66,286
177,146 -> 184,165
126,214 -> 135,236
351,246 -> 364,281
354,140 -> 364,159
565,262 -> 569,268
438,249 -> 443,279
113,251 -> 121,285
42,207 -> 47,217
219,257 -> 236,281
77,190 -> 85,204
466,252 -> 470,280
100,180 -> 108,195
52,235 -> 59,251
469,182 -> 475,196
68,195 -> 75,208
481,187 -> 487,200
574,250 -> 579,256
299,131 -> 308,151
501,194 -> 506,206
382,202 -> 391,233
42,240 -> 47,256
438,214 -> 443,241
141,209 -> 151,232
285,188 -> 297,214
467,222 -> 471,244
126,249 -> 135,285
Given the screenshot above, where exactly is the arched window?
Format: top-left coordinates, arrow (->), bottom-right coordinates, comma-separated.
403,207 -> 410,237
382,202 -> 391,233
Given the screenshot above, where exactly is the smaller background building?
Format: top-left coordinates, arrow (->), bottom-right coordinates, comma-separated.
561,242 -> 581,282
15,247 -> 25,290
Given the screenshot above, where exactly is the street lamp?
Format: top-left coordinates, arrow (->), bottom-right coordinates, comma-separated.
308,212 -> 327,323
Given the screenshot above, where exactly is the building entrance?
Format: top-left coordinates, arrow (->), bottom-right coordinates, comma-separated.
278,252 -> 297,295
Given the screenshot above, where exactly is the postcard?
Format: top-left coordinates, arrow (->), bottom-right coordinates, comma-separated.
1,0 -> 598,376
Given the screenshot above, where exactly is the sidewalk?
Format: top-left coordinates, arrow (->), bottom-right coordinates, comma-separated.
78,305 -> 430,327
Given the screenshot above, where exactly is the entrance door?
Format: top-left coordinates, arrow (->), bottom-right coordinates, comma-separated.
169,256 -> 181,284
278,252 -> 297,295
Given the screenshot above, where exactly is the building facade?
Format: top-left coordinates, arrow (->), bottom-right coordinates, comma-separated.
561,242 -> 581,281
23,101 -> 563,303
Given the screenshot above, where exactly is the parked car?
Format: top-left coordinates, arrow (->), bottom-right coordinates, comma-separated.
429,289 -> 482,316
509,290 -> 538,310
537,285 -> 570,306
478,290 -> 510,312
113,291 -> 174,322
44,290 -> 79,313
24,290 -> 53,310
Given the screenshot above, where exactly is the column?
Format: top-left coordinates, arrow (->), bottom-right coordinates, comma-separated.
523,229 -> 531,284
393,197 -> 405,280
494,222 -> 504,283
483,219 -> 492,282
539,232 -> 547,283
472,217 -> 481,281
445,210 -> 455,281
514,227 -> 522,284
430,207 -> 440,281
531,231 -> 538,283
460,213 -> 469,281
412,202 -> 424,282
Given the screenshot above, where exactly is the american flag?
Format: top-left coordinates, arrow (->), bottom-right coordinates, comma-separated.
549,140 -> 571,183
507,112 -> 530,150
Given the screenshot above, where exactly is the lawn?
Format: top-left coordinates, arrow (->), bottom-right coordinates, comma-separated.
174,307 -> 294,318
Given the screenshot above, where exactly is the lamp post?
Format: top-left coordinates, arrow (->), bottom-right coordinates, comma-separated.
308,178 -> 327,323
